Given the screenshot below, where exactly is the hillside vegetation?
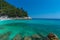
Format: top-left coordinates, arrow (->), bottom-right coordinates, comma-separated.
0,0 -> 28,17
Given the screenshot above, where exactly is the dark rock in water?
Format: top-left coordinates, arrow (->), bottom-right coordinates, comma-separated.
0,32 -> 11,40
47,33 -> 58,40
24,36 -> 32,40
32,34 -> 41,38
43,37 -> 50,40
12,34 -> 22,40
32,34 -> 41,40
37,32 -> 45,38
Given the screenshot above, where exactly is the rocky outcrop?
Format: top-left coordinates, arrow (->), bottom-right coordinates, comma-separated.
47,33 -> 58,40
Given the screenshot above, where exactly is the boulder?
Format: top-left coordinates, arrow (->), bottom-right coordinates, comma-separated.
24,36 -> 32,40
0,32 -> 11,40
12,34 -> 22,40
43,37 -> 50,40
47,33 -> 58,40
32,34 -> 41,40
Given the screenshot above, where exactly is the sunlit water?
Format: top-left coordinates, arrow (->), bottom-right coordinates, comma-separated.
0,19 -> 60,39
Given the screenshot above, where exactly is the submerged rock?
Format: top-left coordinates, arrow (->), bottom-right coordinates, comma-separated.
24,36 -> 32,40
0,32 -> 11,40
43,37 -> 50,40
47,33 -> 58,40
32,34 -> 41,40
12,34 -> 22,40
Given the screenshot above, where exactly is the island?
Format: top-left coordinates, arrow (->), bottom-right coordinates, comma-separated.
0,0 -> 31,20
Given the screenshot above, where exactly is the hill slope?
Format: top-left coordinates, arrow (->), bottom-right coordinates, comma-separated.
0,0 -> 28,17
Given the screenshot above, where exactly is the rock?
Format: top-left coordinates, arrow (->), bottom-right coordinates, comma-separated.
0,32 -> 11,40
32,34 -> 41,38
32,34 -> 41,40
12,34 -> 22,40
24,36 -> 32,40
47,33 -> 58,40
43,37 -> 50,40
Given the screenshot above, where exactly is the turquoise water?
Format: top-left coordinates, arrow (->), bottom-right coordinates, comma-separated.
0,19 -> 60,39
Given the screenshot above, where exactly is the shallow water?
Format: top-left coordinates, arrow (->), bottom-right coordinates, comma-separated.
0,19 -> 60,39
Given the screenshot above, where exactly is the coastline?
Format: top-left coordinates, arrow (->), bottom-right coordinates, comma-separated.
0,17 -> 32,21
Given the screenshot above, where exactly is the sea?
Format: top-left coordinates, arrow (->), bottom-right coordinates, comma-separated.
0,18 -> 60,39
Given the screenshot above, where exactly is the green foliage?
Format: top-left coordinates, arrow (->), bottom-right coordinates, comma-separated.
0,0 -> 28,17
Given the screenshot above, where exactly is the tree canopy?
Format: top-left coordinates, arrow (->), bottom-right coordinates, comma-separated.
0,0 -> 28,17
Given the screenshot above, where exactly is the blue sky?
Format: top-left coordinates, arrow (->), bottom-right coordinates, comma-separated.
5,0 -> 60,18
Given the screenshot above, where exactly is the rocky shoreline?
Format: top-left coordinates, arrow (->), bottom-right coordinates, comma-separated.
0,32 -> 59,40
0,16 -> 32,20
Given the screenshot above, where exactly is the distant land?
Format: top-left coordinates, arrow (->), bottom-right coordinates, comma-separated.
0,0 -> 31,19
